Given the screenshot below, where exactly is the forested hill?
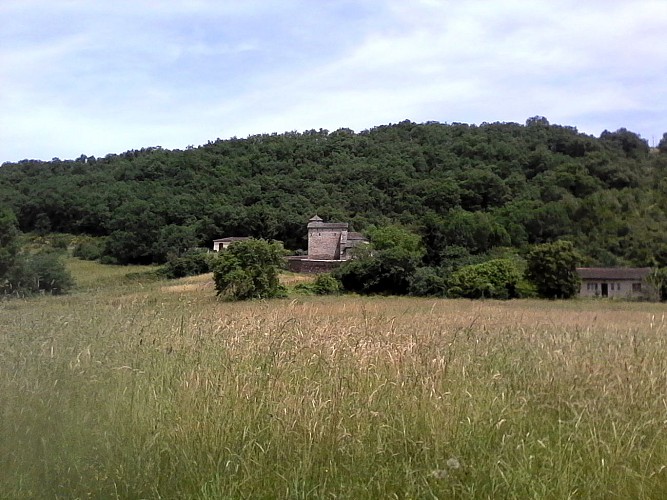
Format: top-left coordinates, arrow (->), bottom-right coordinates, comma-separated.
2,118 -> 667,266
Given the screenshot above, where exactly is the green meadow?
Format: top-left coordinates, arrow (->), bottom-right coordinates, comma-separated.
1,259 -> 666,498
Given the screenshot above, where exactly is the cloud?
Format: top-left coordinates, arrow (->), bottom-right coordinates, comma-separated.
2,0 -> 667,162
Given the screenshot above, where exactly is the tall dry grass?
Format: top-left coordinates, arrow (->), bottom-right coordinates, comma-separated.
1,262 -> 666,498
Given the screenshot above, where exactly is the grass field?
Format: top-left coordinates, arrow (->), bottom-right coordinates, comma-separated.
1,259 -> 666,498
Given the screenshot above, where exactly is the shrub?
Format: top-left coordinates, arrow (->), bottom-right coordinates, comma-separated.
408,267 -> 448,297
335,226 -> 424,295
0,207 -> 19,278
99,255 -> 119,265
311,273 -> 342,295
645,268 -> 667,301
2,252 -> 74,296
334,254 -> 377,294
212,239 -> 286,300
161,251 -> 216,279
26,253 -> 75,294
447,259 -> 522,299
526,240 -> 581,299
50,234 -> 71,250
293,282 -> 315,295
73,237 -> 106,261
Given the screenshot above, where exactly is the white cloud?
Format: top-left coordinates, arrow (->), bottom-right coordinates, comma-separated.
2,0 -> 667,162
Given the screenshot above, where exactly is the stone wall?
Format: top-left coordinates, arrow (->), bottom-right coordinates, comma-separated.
286,257 -> 343,274
307,226 -> 345,259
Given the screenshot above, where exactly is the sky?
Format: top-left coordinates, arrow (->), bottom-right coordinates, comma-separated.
1,0 -> 667,163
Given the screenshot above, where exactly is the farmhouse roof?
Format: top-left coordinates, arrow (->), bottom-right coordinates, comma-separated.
576,267 -> 652,280
212,236 -> 251,243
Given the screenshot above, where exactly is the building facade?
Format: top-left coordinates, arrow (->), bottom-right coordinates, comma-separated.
287,215 -> 368,273
306,215 -> 366,260
212,236 -> 251,252
577,267 -> 653,298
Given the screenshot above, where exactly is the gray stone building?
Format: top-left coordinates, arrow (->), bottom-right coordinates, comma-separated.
287,215 -> 368,272
306,215 -> 366,260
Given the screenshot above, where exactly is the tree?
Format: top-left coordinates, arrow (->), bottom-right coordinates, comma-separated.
311,273 -> 342,295
447,259 -> 522,299
18,252 -> 74,295
658,132 -> 667,154
0,207 -> 19,278
0,120 -> 662,270
600,128 -> 649,158
526,240 -> 581,299
526,116 -> 550,127
212,239 -> 286,300
335,226 -> 424,295
1,207 -> 74,296
103,200 -> 165,264
408,267 -> 448,297
645,268 -> 667,301
421,211 -> 511,265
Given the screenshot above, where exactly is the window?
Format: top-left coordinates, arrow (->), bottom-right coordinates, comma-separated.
610,283 -> 614,291
617,283 -> 621,291
632,283 -> 642,292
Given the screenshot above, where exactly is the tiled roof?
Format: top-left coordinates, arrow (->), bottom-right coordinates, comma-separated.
347,232 -> 367,240
213,236 -> 251,242
576,267 -> 652,280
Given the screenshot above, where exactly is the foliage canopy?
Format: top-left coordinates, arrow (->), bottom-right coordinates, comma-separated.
335,226 -> 424,295
0,207 -> 19,278
212,239 -> 286,300
1,207 -> 74,296
447,258 -> 523,299
1,120 -> 663,269
526,240 -> 581,299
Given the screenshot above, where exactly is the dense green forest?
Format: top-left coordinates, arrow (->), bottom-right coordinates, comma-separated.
2,118 -> 667,267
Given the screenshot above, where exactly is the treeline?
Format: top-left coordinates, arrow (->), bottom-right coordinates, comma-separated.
2,118 -> 667,266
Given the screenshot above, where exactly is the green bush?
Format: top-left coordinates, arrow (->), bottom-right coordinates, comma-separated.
408,267 -> 448,297
213,239 -> 286,300
294,274 -> 343,296
447,259 -> 522,299
525,240 -> 581,299
73,237 -> 106,261
0,209 -> 73,297
50,234 -> 71,250
99,255 -> 119,265
27,253 -> 74,294
334,255 -> 377,293
335,226 -> 424,295
161,251 -> 216,279
645,268 -> 667,301
2,252 -> 74,296
311,273 -> 342,295
0,207 -> 19,278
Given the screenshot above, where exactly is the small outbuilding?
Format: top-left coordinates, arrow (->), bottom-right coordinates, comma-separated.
212,236 -> 251,252
576,267 -> 653,298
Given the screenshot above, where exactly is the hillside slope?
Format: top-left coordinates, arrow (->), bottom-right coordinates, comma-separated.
2,119 -> 667,266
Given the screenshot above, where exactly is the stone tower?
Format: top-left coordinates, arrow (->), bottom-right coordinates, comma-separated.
307,215 -> 349,260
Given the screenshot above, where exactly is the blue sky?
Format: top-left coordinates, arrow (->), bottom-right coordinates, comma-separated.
2,0 -> 666,163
